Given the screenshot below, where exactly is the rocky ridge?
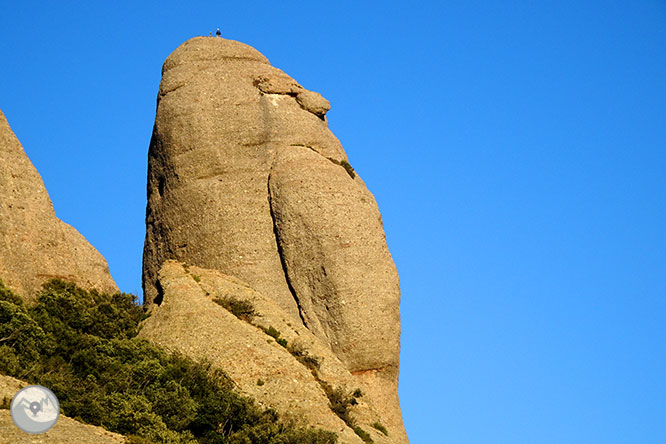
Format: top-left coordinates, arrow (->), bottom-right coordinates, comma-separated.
0,109 -> 118,300
141,260 -> 407,444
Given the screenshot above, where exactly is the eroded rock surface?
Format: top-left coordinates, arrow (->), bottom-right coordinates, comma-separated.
0,109 -> 118,301
140,261 -> 407,444
269,145 -> 400,375
143,36 -> 405,441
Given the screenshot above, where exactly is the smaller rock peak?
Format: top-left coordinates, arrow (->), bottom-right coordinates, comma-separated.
163,37 -> 270,73
0,107 -> 13,136
0,108 -> 118,300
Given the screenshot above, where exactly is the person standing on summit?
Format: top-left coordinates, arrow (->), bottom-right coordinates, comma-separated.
216,28 -> 221,37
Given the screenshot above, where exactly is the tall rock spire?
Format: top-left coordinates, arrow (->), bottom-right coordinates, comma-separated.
143,37 -> 406,441
0,108 -> 118,300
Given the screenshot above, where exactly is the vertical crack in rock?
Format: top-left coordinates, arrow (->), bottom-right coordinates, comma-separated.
267,171 -> 308,328
153,276 -> 165,306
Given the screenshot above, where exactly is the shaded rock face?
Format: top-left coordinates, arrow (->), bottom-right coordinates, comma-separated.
0,109 -> 118,301
143,36 -> 405,440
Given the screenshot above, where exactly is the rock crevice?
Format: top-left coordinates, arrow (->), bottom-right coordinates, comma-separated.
267,169 -> 308,328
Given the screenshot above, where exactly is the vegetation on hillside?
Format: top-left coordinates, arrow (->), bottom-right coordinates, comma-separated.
0,279 -> 336,444
212,295 -> 375,443
212,296 -> 256,322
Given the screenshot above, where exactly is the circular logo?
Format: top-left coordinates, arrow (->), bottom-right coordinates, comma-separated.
10,385 -> 60,434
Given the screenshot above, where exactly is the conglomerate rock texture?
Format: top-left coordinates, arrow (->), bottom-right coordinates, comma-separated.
140,261 -> 407,444
143,37 -> 406,442
0,109 -> 118,301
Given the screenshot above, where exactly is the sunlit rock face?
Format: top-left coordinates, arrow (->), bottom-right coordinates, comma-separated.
0,108 -> 118,301
143,37 -> 407,442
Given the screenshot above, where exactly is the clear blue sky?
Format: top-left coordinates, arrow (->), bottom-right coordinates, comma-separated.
1,1 -> 665,443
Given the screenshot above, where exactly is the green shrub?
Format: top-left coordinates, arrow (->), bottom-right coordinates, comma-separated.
353,426 -> 373,443
263,326 -> 281,340
0,280 -> 337,444
213,296 -> 256,322
321,384 -> 356,427
300,355 -> 320,372
339,160 -> 356,179
261,326 -> 288,348
257,379 -> 265,386
0,279 -> 23,306
288,342 -> 320,373
126,436 -> 157,444
0,298 -> 54,367
371,421 -> 388,436
327,158 -> 356,179
192,275 -> 201,283
228,421 -> 337,444
0,345 -> 21,375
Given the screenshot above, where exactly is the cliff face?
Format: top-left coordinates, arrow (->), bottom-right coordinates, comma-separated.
0,109 -> 118,300
142,37 -> 406,442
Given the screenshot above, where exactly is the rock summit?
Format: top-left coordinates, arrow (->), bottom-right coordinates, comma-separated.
142,37 -> 407,442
